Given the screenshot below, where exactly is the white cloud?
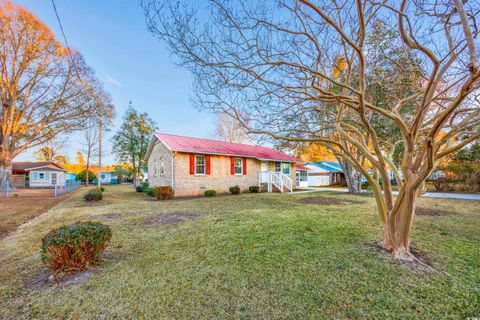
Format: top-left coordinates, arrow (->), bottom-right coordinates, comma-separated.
105,75 -> 122,87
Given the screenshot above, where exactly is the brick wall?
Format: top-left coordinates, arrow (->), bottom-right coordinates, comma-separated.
147,140 -> 174,187
174,152 -> 261,196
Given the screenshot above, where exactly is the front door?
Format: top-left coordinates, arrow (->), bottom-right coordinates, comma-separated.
51,173 -> 57,186
260,162 -> 269,183
261,162 -> 268,172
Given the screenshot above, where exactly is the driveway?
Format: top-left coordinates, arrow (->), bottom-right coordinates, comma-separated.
296,187 -> 480,201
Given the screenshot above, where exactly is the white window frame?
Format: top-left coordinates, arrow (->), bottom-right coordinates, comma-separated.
282,163 -> 291,175
154,158 -> 158,177
195,155 -> 206,175
160,157 -> 165,176
234,158 -> 243,175
38,172 -> 45,180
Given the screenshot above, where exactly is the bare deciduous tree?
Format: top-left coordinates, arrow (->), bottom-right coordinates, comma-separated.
0,1 -> 113,188
215,112 -> 250,143
143,0 -> 480,260
34,136 -> 69,165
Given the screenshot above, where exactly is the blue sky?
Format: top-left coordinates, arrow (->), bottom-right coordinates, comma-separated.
15,0 -> 216,164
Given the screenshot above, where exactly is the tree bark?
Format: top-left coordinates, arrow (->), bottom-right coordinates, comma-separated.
0,151 -> 14,190
340,159 -> 361,193
381,185 -> 417,261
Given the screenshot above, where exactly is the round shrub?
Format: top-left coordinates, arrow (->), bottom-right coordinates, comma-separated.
40,221 -> 112,276
135,185 -> 143,192
100,187 -> 105,192
84,190 -> 103,201
154,186 -> 174,200
249,186 -> 260,193
144,187 -> 155,197
204,190 -> 217,197
229,185 -> 241,195
75,170 -> 97,183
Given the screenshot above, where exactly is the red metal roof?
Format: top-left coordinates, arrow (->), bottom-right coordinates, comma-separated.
155,133 -> 300,162
296,165 -> 311,171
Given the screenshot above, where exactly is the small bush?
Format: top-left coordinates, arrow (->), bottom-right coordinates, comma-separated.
229,185 -> 241,195
84,190 -> 103,201
100,187 -> 105,192
41,221 -> 112,276
249,186 -> 260,193
135,185 -> 143,193
154,186 -> 174,200
204,190 -> 217,197
144,187 -> 155,197
140,181 -> 149,190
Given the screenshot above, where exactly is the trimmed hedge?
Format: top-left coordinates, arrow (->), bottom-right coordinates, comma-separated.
84,190 -> 103,201
40,221 -> 112,275
204,190 -> 217,197
144,187 -> 155,197
154,186 -> 174,200
229,185 -> 241,195
249,186 -> 260,193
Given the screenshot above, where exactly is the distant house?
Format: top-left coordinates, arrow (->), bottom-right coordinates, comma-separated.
98,171 -> 118,185
296,165 -> 310,188
12,162 -> 68,188
145,133 -> 301,196
305,161 -> 346,186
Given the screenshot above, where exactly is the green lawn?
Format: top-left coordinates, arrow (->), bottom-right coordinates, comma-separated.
0,185 -> 479,319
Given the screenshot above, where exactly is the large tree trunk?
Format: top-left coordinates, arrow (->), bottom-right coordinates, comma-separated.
340,159 -> 361,193
0,152 -> 14,191
381,186 -> 417,261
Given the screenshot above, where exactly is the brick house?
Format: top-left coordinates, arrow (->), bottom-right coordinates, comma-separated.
145,133 -> 301,196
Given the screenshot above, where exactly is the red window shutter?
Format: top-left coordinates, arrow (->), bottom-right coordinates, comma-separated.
189,154 -> 195,175
206,155 -> 211,175
230,156 -> 234,175
243,158 -> 247,175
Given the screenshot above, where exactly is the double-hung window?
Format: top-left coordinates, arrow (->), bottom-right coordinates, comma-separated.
275,162 -> 281,172
160,158 -> 165,176
195,155 -> 206,175
234,158 -> 243,175
282,163 -> 291,175
39,172 -> 45,180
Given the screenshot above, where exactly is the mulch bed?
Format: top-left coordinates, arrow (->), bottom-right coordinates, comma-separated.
297,196 -> 365,205
143,213 -> 205,226
26,268 -> 98,290
367,241 -> 438,274
415,207 -> 451,216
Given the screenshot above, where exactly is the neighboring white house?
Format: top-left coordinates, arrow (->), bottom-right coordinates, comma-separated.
26,163 -> 68,188
305,161 -> 346,186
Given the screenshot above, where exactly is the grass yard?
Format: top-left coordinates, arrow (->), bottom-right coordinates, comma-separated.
0,188 -> 67,238
0,185 -> 479,319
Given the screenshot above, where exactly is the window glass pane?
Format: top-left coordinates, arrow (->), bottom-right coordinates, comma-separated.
275,162 -> 281,172
195,156 -> 205,174
234,158 -> 242,174
282,163 -> 291,174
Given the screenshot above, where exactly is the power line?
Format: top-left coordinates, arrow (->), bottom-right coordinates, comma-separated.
51,0 -> 92,101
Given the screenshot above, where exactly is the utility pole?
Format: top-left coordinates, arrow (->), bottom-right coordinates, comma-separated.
97,120 -> 102,191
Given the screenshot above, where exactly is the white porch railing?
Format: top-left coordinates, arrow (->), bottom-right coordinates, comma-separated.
258,171 -> 293,193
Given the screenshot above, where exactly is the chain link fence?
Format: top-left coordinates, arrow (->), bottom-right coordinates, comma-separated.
54,180 -> 81,197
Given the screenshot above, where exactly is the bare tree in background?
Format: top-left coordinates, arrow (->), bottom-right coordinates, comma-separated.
143,0 -> 480,260
34,137 -> 69,165
81,121 -> 99,186
0,1 -> 114,188
215,112 -> 250,144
